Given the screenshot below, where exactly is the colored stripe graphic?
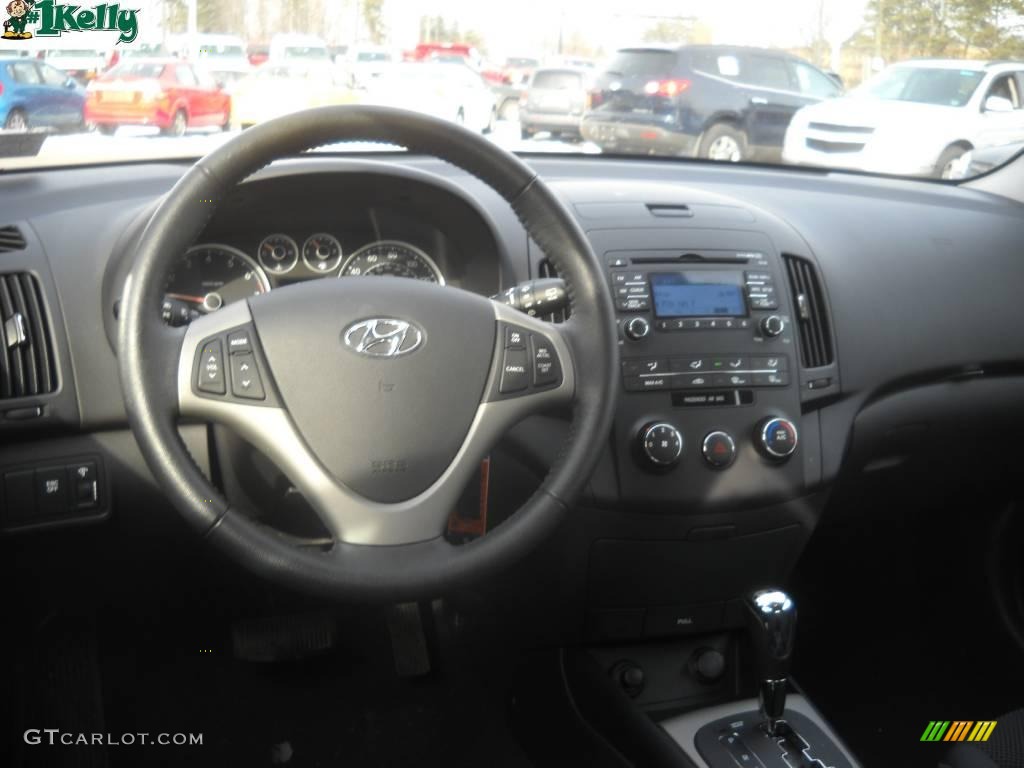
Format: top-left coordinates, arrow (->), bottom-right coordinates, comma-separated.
945,722 -> 973,741
922,722 -> 950,741
922,721 -> 997,742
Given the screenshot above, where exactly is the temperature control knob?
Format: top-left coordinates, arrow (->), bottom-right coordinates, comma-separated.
624,316 -> 650,341
640,422 -> 684,467
760,315 -> 785,338
756,417 -> 798,460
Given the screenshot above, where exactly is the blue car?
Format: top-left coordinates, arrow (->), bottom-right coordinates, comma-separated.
0,57 -> 87,131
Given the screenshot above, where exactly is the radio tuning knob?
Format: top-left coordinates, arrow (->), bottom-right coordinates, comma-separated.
760,315 -> 785,338
624,316 -> 650,341
639,422 -> 684,468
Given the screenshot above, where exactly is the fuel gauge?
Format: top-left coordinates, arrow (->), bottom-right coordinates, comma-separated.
258,234 -> 299,275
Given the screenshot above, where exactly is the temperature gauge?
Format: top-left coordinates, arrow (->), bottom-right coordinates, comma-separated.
302,233 -> 343,274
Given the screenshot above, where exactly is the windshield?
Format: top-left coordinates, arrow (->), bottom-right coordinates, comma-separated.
857,66 -> 985,106
3,0 -> 1023,181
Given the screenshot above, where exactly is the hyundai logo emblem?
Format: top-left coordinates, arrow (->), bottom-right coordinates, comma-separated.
343,318 -> 424,358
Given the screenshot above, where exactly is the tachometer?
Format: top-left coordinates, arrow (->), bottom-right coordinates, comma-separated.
338,241 -> 445,284
302,233 -> 343,274
162,244 -> 269,326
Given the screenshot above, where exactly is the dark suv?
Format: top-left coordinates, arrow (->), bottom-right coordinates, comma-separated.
581,44 -> 842,161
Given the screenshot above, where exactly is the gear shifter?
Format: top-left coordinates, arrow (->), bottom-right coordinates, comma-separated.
743,589 -> 797,737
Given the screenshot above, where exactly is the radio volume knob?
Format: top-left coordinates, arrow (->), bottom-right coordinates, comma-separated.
624,316 -> 650,341
760,315 -> 785,338
640,422 -> 684,467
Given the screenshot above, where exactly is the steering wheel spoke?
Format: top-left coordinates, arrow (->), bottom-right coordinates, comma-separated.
176,297 -> 574,546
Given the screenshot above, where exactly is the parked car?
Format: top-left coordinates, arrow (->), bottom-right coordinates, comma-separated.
500,56 -> 540,86
362,62 -> 496,133
404,42 -> 483,69
520,67 -> 591,140
228,63 -> 353,129
106,42 -> 168,71
0,57 -> 86,131
168,34 -> 251,86
784,59 -> 1024,178
247,43 -> 270,67
41,48 -> 105,84
582,45 -> 842,161
268,34 -> 330,64
343,44 -> 394,89
85,59 -> 230,137
951,140 -> 1024,178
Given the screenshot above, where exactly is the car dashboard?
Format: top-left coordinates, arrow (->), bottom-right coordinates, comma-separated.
2,151 -> 1024,652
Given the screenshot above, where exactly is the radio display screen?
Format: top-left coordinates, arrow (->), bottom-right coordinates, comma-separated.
649,272 -> 747,318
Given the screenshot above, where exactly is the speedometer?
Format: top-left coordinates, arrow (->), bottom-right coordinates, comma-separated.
162,244 -> 269,326
338,241 -> 445,285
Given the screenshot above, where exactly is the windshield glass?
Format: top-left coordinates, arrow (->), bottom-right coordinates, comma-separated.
857,66 -> 985,106
1,0 -> 1022,181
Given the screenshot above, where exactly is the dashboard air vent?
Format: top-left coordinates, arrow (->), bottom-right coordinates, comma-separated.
537,258 -> 569,323
783,254 -> 833,368
0,226 -> 27,253
0,272 -> 57,398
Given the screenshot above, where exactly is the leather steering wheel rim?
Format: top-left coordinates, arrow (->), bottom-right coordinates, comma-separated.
118,106 -> 618,601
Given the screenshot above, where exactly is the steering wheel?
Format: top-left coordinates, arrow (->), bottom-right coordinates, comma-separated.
118,106 -> 617,600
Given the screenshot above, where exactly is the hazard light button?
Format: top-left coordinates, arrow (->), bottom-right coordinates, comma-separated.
701,430 -> 737,469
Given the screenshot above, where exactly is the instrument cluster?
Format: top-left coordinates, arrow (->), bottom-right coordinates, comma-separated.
161,235 -> 445,326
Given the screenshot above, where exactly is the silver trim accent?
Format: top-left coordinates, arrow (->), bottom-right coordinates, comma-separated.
659,695 -> 861,768
343,318 -> 424,358
701,430 -> 736,468
4,312 -> 27,349
641,422 -> 683,466
760,417 -> 798,459
301,232 -> 344,274
257,234 -> 300,275
338,240 -> 446,285
178,300 -> 574,545
177,243 -> 271,296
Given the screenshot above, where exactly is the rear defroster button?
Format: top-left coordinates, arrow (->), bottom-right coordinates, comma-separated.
531,334 -> 562,388
499,348 -> 530,393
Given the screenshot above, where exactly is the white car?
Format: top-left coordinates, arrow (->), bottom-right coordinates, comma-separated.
168,33 -> 251,86
361,62 -> 496,133
42,48 -> 106,83
783,60 -> 1024,178
268,34 -> 331,65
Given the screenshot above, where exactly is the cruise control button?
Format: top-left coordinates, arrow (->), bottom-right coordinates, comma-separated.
227,328 -> 253,354
230,352 -> 266,400
531,334 -> 561,387
499,348 -> 530,393
197,339 -> 226,395
505,326 -> 527,350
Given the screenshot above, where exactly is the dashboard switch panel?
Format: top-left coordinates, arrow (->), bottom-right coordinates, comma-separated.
1,455 -> 106,531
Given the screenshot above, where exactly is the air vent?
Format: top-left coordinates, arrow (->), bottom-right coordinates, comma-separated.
783,254 -> 833,368
0,226 -> 27,253
537,258 -> 569,323
0,273 -> 57,398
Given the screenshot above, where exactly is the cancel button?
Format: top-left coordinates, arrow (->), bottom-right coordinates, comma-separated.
499,348 -> 530,393
644,602 -> 724,637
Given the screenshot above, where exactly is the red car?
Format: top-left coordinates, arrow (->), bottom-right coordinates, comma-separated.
85,59 -> 230,137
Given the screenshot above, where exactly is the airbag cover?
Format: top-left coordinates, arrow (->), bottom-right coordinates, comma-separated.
248,278 -> 496,503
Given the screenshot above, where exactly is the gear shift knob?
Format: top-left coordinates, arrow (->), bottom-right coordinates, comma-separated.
744,589 -> 797,735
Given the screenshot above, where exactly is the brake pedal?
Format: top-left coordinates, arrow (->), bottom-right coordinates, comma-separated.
231,612 -> 337,662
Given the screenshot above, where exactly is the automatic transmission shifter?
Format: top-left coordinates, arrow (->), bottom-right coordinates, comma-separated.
743,589 -> 797,736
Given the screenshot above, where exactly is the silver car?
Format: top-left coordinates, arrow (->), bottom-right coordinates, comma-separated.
519,67 -> 590,140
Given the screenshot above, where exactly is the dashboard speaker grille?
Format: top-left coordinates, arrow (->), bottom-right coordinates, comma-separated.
0,225 -> 27,253
783,254 -> 833,368
537,258 -> 569,323
0,272 -> 57,398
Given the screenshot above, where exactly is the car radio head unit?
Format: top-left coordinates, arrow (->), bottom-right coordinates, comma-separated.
649,271 -> 748,318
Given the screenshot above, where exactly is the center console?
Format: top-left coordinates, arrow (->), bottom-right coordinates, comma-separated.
599,228 -> 812,510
